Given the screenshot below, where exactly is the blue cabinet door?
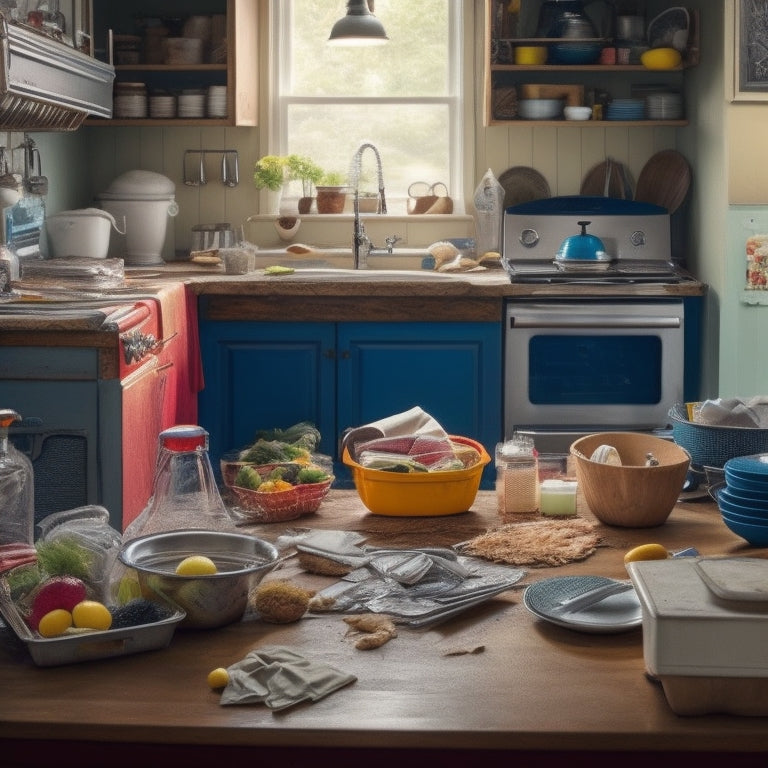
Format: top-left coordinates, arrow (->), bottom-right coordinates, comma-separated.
337,322 -> 502,487
198,319 -> 502,489
197,320 -> 337,476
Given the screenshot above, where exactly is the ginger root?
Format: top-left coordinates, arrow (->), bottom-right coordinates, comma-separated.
343,613 -> 398,650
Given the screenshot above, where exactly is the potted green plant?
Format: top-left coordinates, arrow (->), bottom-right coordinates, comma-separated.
253,154 -> 324,214
315,171 -> 349,214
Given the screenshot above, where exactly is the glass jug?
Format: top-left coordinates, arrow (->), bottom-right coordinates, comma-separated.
123,424 -> 236,542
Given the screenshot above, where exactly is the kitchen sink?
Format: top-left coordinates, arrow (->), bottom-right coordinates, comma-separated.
251,247 -> 432,272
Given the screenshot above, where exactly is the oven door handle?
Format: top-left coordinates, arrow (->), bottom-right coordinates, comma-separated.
509,316 -> 681,329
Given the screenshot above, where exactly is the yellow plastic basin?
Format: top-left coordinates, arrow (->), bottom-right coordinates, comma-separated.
343,435 -> 490,517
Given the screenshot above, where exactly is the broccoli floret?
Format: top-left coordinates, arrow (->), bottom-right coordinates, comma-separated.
297,466 -> 331,484
234,465 -> 262,490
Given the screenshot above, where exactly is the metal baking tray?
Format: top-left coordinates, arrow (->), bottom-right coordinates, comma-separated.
0,582 -> 185,667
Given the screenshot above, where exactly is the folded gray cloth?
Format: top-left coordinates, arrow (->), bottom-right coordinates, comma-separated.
219,645 -> 357,711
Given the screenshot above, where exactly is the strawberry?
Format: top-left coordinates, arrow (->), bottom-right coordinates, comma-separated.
26,576 -> 87,631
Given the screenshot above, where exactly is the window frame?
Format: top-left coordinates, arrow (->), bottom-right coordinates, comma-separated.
267,0 -> 466,214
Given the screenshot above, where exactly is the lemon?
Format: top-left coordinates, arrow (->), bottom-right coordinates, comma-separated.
38,608 -> 73,638
175,555 -> 218,576
72,600 -> 113,631
207,667 -> 230,689
624,543 -> 669,564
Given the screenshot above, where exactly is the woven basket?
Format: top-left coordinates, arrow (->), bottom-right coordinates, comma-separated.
230,478 -> 333,523
570,432 -> 689,528
669,402 -> 768,469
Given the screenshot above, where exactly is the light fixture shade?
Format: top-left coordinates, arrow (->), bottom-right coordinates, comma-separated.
328,0 -> 389,46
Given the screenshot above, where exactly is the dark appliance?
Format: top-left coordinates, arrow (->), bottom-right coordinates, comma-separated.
503,196 -> 702,453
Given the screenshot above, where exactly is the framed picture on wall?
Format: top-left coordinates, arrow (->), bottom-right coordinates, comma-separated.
730,0 -> 768,101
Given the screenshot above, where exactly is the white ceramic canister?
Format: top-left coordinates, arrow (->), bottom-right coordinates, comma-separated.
97,170 -> 179,266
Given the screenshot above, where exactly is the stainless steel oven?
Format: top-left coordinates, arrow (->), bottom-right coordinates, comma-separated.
502,196 -> 702,454
504,299 -> 685,452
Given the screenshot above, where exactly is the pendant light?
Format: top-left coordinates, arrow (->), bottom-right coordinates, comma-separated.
328,0 -> 389,46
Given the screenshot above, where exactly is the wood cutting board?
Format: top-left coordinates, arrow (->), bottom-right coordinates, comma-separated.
580,160 -> 633,199
633,150 -> 691,214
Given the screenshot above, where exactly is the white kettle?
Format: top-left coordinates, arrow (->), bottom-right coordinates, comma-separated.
41,208 -> 125,259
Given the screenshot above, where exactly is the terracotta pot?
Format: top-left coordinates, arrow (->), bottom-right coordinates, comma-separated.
316,186 -> 348,214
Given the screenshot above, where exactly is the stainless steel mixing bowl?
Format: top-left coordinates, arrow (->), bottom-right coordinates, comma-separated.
118,530 -> 279,629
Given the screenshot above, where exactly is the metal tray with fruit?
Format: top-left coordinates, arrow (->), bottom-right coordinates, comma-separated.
0,568 -> 185,667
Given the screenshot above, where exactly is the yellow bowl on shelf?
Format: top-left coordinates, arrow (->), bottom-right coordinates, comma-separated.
641,47 -> 682,70
515,46 -> 548,65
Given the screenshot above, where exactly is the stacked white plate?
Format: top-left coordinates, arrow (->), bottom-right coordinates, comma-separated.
206,85 -> 227,118
605,98 -> 645,121
646,92 -> 684,120
178,90 -> 206,119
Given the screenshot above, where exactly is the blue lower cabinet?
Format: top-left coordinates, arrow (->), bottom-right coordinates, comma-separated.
198,317 -> 502,490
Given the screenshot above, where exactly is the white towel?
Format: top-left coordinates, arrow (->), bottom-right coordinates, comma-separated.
697,397 -> 768,428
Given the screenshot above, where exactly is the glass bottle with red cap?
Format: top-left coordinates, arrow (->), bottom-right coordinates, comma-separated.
123,424 -> 235,541
0,408 -> 34,545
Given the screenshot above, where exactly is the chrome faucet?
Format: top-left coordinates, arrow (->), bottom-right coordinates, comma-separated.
350,142 -> 387,269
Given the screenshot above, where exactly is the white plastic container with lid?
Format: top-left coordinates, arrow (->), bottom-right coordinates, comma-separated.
41,208 -> 125,259
97,170 -> 179,266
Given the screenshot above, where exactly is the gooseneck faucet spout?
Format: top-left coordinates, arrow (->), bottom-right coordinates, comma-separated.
350,142 -> 387,269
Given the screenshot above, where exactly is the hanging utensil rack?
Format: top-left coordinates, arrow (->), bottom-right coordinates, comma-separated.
183,149 -> 239,187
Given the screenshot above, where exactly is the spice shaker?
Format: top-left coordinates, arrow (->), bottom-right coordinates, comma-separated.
496,433 -> 539,518
0,409 -> 34,545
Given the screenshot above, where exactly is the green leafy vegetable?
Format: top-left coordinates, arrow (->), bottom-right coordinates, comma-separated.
35,538 -> 94,582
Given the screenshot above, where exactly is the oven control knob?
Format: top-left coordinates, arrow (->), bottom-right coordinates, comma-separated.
519,228 -> 539,248
630,230 -> 647,247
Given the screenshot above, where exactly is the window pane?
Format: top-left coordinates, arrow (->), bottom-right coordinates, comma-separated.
289,0 -> 451,98
287,103 -> 451,201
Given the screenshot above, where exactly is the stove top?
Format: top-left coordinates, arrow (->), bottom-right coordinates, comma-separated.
502,196 -> 691,286
506,259 -> 694,285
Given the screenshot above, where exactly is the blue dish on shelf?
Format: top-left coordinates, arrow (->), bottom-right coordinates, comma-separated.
548,41 -> 602,65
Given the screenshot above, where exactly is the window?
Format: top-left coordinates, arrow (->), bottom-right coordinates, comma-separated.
271,0 -> 463,214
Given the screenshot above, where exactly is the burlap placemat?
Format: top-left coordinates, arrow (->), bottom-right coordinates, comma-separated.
459,517 -> 601,568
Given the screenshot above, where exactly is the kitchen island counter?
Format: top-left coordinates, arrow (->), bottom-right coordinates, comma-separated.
2,490 -> 767,767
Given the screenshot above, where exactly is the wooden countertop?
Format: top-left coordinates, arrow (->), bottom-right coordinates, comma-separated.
2,490 -> 767,767
168,262 -> 707,299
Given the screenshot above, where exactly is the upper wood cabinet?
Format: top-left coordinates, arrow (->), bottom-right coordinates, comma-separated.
85,0 -> 257,127
484,0 -> 699,127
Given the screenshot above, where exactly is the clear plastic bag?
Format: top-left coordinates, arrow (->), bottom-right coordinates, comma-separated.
36,505 -> 122,601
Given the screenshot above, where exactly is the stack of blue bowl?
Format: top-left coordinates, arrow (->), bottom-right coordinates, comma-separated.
717,454 -> 768,546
